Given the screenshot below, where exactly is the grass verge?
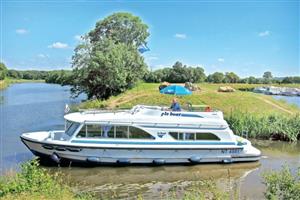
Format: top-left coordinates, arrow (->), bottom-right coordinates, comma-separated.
0,159 -> 92,200
262,165 -> 300,200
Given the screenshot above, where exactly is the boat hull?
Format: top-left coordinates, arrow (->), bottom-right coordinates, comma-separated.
21,136 -> 261,165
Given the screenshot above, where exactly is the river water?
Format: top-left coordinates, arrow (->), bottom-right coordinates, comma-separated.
272,95 -> 300,108
0,83 -> 299,199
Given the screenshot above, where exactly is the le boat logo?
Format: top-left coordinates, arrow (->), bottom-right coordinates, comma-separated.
161,111 -> 181,117
157,132 -> 167,138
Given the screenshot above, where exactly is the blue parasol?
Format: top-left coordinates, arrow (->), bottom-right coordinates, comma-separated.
160,85 -> 192,95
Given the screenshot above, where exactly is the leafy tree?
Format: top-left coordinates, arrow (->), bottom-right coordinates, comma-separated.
7,69 -> 22,79
71,12 -> 149,99
88,12 -> 149,46
207,72 -> 225,83
263,71 -> 273,79
224,72 -> 240,83
248,76 -> 258,84
145,61 -> 206,83
0,62 -> 8,80
282,76 -> 300,84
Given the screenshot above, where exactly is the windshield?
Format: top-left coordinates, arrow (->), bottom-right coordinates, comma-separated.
65,122 -> 81,137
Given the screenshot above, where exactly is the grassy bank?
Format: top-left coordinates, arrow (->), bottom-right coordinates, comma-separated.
77,83 -> 300,141
0,159 -> 92,200
79,83 -> 299,116
0,78 -> 44,90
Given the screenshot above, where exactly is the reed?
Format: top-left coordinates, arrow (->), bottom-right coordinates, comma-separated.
225,112 -> 300,142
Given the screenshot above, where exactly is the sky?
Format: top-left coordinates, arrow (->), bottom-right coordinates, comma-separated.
1,0 -> 299,78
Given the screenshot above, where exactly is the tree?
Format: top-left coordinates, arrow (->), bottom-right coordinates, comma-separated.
224,72 -> 240,83
71,13 -> 149,99
8,69 -> 22,79
262,71 -> 273,84
263,71 -> 273,79
207,72 -> 225,83
88,12 -> 149,47
248,76 -> 257,84
0,62 -> 8,80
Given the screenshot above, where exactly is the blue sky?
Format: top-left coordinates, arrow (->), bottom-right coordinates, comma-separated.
1,0 -> 299,77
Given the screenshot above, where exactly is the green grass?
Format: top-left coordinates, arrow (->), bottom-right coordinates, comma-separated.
0,78 -> 44,90
262,165 -> 300,200
78,82 -> 300,116
0,159 -> 92,200
77,83 -> 300,141
226,112 -> 300,142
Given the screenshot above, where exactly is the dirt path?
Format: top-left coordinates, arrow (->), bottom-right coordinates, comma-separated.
257,96 -> 294,115
108,93 -> 149,108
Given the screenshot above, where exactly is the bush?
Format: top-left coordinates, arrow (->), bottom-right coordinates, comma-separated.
262,165 -> 300,200
0,159 -> 92,200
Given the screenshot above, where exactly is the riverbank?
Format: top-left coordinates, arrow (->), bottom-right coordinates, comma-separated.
0,159 -> 92,200
78,83 -> 300,141
78,83 -> 300,116
0,79 -> 44,90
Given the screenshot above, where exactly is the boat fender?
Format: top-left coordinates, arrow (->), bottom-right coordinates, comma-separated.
50,152 -> 60,164
55,146 -> 66,151
223,158 -> 232,164
189,156 -> 201,163
67,147 -> 82,152
153,159 -> 165,165
117,158 -> 131,164
42,144 -> 54,150
87,157 -> 101,163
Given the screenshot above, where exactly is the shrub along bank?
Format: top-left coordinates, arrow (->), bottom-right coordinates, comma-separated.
0,159 -> 92,200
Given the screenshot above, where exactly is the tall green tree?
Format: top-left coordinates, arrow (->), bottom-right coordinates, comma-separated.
263,71 -> 273,79
224,72 -> 240,83
71,12 -> 149,99
207,72 -> 225,83
0,62 -> 8,80
262,71 -> 273,84
88,12 -> 149,46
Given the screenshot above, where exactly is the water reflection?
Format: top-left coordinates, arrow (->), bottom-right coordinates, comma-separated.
55,162 -> 260,199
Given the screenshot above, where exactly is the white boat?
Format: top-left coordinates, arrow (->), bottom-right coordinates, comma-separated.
20,105 -> 261,165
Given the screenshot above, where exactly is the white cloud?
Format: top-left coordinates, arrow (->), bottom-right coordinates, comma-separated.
37,54 -> 49,58
74,35 -> 82,41
48,42 -> 69,49
258,30 -> 270,37
16,29 -> 29,34
218,58 -> 225,62
174,33 -> 187,39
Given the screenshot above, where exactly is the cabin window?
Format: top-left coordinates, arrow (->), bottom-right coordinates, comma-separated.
185,133 -> 195,140
116,126 -> 129,138
76,125 -> 154,139
169,132 -> 178,139
77,124 -> 109,138
65,122 -> 80,137
129,126 -> 155,139
169,132 -> 220,141
103,125 -> 114,138
86,124 -> 102,137
77,125 -> 87,138
195,133 -> 220,140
